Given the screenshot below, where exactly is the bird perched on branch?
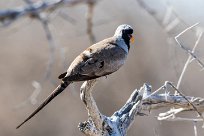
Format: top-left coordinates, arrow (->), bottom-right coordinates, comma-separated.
16,24 -> 134,129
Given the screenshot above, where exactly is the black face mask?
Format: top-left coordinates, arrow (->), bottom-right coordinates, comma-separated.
122,29 -> 133,51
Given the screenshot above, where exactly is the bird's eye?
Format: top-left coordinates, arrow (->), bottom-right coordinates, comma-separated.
123,29 -> 133,34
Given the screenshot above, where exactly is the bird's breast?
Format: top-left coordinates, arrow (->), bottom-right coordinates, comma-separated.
100,46 -> 128,74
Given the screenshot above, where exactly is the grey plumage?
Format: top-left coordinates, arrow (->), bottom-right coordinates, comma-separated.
16,24 -> 134,129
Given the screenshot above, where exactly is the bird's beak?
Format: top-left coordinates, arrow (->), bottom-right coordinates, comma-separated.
130,34 -> 134,43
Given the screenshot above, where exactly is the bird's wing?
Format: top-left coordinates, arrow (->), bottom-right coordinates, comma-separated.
79,57 -> 105,75
62,57 -> 106,81
62,37 -> 121,81
64,52 -> 107,81
78,38 -> 117,76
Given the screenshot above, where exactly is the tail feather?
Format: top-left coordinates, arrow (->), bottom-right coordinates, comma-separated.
16,81 -> 70,129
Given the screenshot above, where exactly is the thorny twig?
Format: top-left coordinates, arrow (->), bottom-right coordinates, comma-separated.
168,82 -> 204,122
142,83 -> 204,115
145,80 -> 204,122
175,23 -> 204,89
173,23 -> 204,122
176,29 -> 203,90
175,23 -> 204,87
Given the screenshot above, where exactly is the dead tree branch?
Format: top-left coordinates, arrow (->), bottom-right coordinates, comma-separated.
78,81 -> 204,136
79,79 -> 143,136
143,82 -> 204,113
175,23 -> 204,83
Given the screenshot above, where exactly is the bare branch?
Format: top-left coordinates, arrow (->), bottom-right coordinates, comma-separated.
79,79 -> 143,136
0,0 -> 97,26
14,81 -> 42,109
86,1 -> 96,44
38,16 -> 59,81
157,108 -> 187,120
23,0 -> 58,82
168,82 -> 204,120
174,24 -> 204,70
193,121 -> 198,136
80,79 -> 103,131
159,117 -> 203,122
142,83 -> 204,113
79,81 -> 204,136
58,9 -> 76,24
173,23 -> 204,122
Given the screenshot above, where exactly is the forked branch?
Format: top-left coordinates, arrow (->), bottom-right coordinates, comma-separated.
79,79 -> 143,136
79,81 -> 204,136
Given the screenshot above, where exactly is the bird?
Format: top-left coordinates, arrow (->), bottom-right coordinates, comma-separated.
16,24 -> 134,129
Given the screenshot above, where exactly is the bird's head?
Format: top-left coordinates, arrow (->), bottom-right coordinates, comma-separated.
114,24 -> 134,45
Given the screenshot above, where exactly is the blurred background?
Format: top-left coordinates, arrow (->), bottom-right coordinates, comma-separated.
0,0 -> 204,135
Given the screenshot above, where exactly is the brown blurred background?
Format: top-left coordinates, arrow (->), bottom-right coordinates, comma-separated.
0,0 -> 204,135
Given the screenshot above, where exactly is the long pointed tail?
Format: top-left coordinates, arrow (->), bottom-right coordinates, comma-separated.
16,81 -> 70,129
